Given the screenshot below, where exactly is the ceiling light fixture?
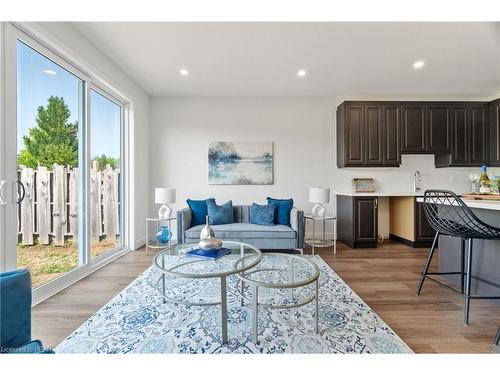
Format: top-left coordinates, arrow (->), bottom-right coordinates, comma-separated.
42,69 -> 56,75
179,69 -> 189,76
413,60 -> 425,70
297,69 -> 307,78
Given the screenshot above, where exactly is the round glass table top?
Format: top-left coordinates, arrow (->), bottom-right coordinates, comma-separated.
153,240 -> 262,279
234,252 -> 320,288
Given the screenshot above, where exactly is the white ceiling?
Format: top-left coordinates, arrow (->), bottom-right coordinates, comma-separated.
71,22 -> 500,98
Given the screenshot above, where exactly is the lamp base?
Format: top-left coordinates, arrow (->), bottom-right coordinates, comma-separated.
158,204 -> 172,220
311,203 -> 326,218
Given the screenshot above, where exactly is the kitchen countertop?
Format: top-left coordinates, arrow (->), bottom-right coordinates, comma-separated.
335,191 -> 425,197
415,196 -> 500,211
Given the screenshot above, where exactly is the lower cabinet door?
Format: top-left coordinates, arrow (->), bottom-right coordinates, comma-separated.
414,200 -> 436,242
354,197 -> 378,242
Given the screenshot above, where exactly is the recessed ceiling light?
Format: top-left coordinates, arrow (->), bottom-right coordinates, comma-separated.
297,69 -> 307,78
42,69 -> 56,75
179,69 -> 189,76
413,60 -> 425,70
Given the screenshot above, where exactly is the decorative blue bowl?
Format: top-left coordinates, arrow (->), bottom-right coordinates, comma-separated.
156,226 -> 172,244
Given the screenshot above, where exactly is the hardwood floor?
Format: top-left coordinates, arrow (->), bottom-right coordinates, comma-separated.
32,240 -> 500,353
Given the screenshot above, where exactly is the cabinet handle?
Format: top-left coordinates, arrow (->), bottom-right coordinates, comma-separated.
374,198 -> 378,209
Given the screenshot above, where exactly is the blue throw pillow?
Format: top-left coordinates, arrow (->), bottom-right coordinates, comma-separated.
250,203 -> 276,226
207,200 -> 234,225
186,198 -> 216,226
266,197 -> 294,226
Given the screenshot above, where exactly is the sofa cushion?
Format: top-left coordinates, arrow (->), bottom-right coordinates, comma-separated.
207,200 -> 234,225
185,223 -> 296,240
186,198 -> 216,226
250,203 -> 276,226
266,197 -> 294,226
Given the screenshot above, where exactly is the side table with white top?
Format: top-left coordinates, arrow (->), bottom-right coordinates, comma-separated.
145,217 -> 176,256
304,215 -> 337,255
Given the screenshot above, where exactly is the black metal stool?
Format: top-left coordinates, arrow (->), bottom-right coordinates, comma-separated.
495,327 -> 500,346
417,190 -> 500,337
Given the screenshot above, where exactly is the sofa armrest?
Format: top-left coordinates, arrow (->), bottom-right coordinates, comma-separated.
176,207 -> 192,244
290,207 -> 305,249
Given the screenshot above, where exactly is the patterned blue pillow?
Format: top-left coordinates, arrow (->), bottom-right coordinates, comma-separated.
186,198 -> 216,226
250,203 -> 276,226
266,197 -> 294,226
207,200 -> 234,225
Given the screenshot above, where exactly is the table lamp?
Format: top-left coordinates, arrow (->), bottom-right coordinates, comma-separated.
155,187 -> 176,219
309,187 -> 330,218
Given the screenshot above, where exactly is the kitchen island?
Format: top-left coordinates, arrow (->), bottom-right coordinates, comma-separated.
416,197 -> 500,298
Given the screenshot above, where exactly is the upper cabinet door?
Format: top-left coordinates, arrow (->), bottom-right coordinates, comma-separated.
426,104 -> 450,154
364,105 -> 384,165
490,100 -> 500,167
451,105 -> 468,165
383,104 -> 401,166
344,105 -> 365,165
468,105 -> 488,165
401,104 -> 426,153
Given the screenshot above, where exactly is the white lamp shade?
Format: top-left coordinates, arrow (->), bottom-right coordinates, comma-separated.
155,187 -> 176,204
309,187 -> 330,204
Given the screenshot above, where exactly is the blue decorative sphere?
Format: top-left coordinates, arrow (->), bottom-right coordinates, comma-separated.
156,226 -> 171,244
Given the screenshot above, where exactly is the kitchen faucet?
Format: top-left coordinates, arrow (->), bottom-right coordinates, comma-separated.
414,170 -> 422,192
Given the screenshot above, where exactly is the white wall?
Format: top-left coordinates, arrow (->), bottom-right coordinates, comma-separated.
150,96 -> 498,239
19,22 -> 151,249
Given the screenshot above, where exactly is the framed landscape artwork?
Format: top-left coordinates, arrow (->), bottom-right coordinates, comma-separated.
208,141 -> 273,185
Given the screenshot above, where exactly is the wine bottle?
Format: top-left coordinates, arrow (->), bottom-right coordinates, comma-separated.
479,165 -> 491,194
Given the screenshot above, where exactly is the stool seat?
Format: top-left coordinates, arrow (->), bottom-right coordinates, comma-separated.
417,189 -> 500,345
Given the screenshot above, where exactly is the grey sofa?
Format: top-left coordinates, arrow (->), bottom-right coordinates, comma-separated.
177,205 -> 305,252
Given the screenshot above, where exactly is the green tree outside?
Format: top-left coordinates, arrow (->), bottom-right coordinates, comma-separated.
17,96 -> 79,169
17,96 -> 119,171
92,154 -> 120,170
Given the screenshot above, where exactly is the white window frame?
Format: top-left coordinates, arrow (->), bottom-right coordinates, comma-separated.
2,22 -> 132,305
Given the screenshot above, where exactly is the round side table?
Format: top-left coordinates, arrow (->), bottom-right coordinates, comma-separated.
304,215 -> 337,255
145,217 -> 176,256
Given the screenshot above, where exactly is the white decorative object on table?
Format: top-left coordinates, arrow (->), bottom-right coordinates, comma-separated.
199,215 -> 222,250
309,187 -> 330,218
155,187 -> 176,219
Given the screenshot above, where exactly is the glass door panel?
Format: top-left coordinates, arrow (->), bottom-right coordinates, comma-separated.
90,89 -> 122,258
16,41 -> 84,288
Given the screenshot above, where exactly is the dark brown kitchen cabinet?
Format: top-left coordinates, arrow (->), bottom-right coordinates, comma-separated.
414,200 -> 436,243
337,195 -> 378,248
401,103 -> 426,153
490,99 -> 500,166
383,105 -> 401,166
337,102 -> 400,167
401,103 -> 450,154
435,103 -> 489,167
426,104 -> 450,154
365,105 -> 384,165
469,105 -> 488,164
337,103 -> 364,167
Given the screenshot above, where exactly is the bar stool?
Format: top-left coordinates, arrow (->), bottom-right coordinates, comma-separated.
417,190 -> 500,336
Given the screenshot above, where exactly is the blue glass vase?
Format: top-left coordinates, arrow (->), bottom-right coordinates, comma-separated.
156,226 -> 171,244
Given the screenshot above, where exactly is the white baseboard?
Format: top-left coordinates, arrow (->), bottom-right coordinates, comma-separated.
134,237 -> 146,250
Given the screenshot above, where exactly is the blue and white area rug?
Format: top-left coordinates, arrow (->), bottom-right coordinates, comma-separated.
55,255 -> 412,354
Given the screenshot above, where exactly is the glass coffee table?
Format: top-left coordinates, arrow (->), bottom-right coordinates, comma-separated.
153,241 -> 262,344
233,253 -> 320,343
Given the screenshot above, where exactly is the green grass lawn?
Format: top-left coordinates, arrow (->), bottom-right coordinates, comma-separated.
17,239 -> 118,288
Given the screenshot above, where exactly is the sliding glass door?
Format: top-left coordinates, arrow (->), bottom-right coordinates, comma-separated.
15,40 -> 85,288
89,88 -> 123,258
1,24 -> 126,300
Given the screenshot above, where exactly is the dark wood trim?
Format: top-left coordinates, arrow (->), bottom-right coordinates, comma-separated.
389,234 -> 433,248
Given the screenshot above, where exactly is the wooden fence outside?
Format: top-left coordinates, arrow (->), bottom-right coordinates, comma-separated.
18,161 -> 120,246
